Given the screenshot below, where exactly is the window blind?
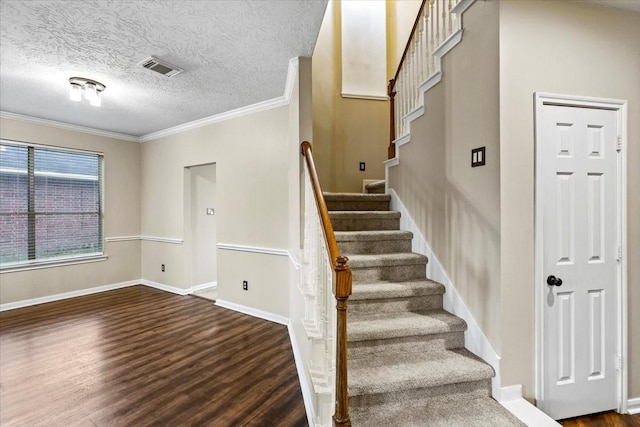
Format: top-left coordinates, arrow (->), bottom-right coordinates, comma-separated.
0,141 -> 103,266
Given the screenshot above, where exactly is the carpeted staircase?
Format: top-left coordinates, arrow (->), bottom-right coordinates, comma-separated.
325,192 -> 525,426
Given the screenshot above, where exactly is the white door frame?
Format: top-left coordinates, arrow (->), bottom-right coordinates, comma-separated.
534,92 -> 628,416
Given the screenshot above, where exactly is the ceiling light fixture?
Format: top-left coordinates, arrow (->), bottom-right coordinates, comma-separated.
68,77 -> 105,107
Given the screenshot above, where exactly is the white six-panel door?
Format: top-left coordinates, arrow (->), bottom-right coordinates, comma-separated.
538,104 -> 619,420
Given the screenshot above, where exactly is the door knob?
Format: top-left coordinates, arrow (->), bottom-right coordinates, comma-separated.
546,275 -> 563,287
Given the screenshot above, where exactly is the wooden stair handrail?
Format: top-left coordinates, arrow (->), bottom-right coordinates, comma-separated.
301,141 -> 352,427
388,0 -> 428,159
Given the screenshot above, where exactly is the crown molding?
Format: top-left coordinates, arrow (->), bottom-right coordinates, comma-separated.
0,111 -> 141,142
138,97 -> 289,142
1,57 -> 302,144
138,57 -> 299,142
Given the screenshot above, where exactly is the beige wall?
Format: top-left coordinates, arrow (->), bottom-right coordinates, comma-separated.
0,57 -> 310,322
140,106 -> 293,317
388,0 -> 501,348
499,0 -> 640,399
386,0 -> 422,79
313,0 -> 389,193
0,118 -> 142,304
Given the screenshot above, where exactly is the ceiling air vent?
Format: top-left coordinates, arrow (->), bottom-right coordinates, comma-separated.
138,56 -> 183,78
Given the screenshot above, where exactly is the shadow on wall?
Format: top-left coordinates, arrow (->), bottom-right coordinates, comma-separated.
395,158 -> 501,345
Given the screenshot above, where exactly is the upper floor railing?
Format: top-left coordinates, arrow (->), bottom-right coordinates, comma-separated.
388,0 -> 462,158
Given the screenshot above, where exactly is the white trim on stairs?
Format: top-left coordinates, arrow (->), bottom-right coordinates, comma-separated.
387,188 -> 502,398
499,385 -> 560,426
385,1 -> 475,177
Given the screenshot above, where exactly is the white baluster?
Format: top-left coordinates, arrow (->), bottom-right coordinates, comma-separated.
413,37 -> 420,105
429,0 -> 435,73
409,50 -> 415,112
420,12 -> 427,82
448,0 -> 453,35
442,0 -> 447,41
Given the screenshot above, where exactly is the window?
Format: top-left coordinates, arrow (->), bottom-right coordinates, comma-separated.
0,141 -> 103,268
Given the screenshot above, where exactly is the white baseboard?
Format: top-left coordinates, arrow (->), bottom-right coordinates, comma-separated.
628,397 -> 640,415
288,322 -> 316,427
215,299 -> 288,325
388,188 -> 502,398
499,385 -> 560,426
0,280 -> 140,311
189,281 -> 218,293
499,385 -> 523,402
139,279 -> 191,296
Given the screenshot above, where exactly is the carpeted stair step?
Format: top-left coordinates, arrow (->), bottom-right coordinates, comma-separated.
349,280 -> 444,315
350,280 -> 444,300
364,180 -> 385,194
329,211 -> 400,231
324,192 -> 390,211
348,310 -> 466,358
350,395 -> 526,426
347,253 -> 427,282
348,348 -> 495,401
335,230 -> 413,254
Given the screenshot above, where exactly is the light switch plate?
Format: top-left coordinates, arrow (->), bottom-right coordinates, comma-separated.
471,147 -> 486,167
206,208 -> 215,215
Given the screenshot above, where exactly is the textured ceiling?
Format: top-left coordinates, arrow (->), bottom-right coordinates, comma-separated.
0,0 -> 327,137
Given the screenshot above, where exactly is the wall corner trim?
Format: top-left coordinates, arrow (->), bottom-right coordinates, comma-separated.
628,398 -> 640,415
215,299 -> 288,326
499,384 -> 523,402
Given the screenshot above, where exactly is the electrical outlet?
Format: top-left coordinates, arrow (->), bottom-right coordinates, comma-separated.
242,280 -> 248,291
359,162 -> 366,171
161,264 -> 165,272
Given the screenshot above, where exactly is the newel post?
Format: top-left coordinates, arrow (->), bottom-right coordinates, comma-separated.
387,79 -> 396,160
333,255 -> 352,427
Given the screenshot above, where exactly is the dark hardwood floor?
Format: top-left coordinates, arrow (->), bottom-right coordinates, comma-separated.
560,411 -> 640,427
0,286 -> 308,427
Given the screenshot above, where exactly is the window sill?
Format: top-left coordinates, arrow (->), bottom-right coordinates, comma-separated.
0,254 -> 108,273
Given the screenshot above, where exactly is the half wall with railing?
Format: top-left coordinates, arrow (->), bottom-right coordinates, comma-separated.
388,0 -> 473,158
300,141 -> 352,426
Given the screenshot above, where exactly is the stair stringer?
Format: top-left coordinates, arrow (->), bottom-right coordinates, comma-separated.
387,188 -> 501,399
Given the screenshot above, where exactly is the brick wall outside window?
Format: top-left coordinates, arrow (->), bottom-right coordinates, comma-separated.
0,143 -> 102,266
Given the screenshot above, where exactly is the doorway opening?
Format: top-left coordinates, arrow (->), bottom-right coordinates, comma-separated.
185,163 -> 217,301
